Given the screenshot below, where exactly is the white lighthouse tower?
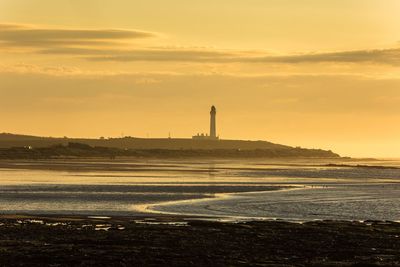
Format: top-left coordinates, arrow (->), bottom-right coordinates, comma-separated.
210,105 -> 217,139
192,105 -> 219,140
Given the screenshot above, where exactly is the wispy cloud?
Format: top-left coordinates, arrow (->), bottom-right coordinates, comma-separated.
40,47 -> 242,62
76,47 -> 400,66
38,45 -> 400,66
1,23 -> 399,66
251,48 -> 400,65
0,23 -> 156,48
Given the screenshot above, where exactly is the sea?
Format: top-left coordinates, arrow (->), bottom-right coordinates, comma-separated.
0,158 -> 399,222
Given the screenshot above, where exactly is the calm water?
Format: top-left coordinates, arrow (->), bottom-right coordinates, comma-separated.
0,158 -> 399,221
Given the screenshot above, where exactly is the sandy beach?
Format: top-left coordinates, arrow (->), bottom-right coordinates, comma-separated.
1,158 -> 400,266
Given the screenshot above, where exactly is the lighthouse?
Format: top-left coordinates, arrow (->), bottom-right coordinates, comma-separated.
210,105 -> 217,139
192,105 -> 219,140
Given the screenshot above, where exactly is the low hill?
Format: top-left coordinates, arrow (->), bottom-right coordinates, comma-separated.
0,133 -> 340,158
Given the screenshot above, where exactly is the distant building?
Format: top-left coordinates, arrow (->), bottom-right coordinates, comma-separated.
192,105 -> 219,140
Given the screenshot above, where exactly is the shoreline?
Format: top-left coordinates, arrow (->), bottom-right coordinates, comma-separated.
0,157 -> 395,175
0,185 -> 304,221
137,186 -> 311,220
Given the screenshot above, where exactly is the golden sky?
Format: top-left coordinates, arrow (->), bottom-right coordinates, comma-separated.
1,0 -> 400,157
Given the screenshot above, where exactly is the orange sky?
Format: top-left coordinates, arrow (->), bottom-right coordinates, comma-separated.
1,0 -> 400,157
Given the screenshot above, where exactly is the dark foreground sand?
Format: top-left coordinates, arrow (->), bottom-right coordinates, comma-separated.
0,215 -> 399,266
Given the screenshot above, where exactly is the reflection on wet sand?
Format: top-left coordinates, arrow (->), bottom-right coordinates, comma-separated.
0,158 -> 399,221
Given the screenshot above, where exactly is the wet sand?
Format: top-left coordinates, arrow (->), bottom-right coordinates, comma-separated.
0,215 -> 399,266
